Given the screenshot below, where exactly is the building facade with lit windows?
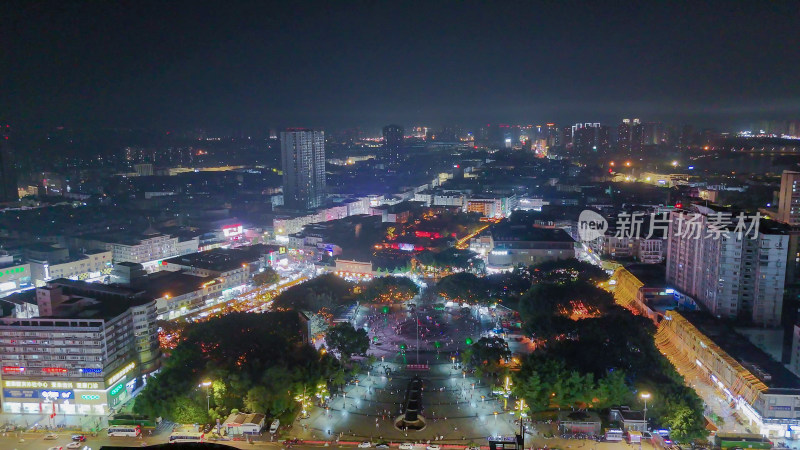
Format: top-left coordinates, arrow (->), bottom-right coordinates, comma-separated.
73,231 -> 184,268
382,124 -> 404,162
0,257 -> 31,297
160,245 -> 269,290
486,223 -> 575,271
666,204 -> 789,327
778,170 -> 800,226
281,129 -> 326,210
0,279 -> 159,425
465,195 -> 517,219
656,310 -> 800,439
27,249 -> 113,287
331,259 -> 373,280
130,270 -> 222,320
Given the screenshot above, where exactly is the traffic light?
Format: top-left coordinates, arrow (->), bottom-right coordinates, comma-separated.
465,337 -> 473,345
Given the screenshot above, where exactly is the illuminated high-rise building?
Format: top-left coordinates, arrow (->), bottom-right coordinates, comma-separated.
778,170 -> 800,226
280,129 -> 326,210
382,124 -> 404,162
571,123 -> 610,153
618,119 -> 631,153
630,118 -> 643,154
0,125 -> 17,203
666,204 -> 788,327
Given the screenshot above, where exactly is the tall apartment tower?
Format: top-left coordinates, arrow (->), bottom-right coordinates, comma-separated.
280,129 -> 326,210
778,170 -> 800,225
666,204 -> 788,326
0,125 -> 18,203
382,124 -> 404,162
618,119 -> 631,153
630,118 -> 643,154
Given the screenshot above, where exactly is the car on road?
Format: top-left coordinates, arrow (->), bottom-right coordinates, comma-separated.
375,444 -> 390,449
427,444 -> 441,450
66,442 -> 82,449
44,434 -> 59,440
71,435 -> 87,442
358,442 -> 373,448
399,443 -> 415,450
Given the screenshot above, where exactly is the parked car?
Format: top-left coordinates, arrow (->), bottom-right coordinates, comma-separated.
399,443 -> 415,450
376,444 -> 390,449
44,434 -> 59,440
66,443 -> 82,449
71,435 -> 87,442
358,442 -> 373,448
427,445 -> 441,450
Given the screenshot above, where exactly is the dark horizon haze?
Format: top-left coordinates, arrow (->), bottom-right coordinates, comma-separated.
3,0 -> 800,131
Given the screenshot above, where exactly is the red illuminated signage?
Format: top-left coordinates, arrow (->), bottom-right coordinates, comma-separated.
2,367 -> 24,374
223,224 -> 243,238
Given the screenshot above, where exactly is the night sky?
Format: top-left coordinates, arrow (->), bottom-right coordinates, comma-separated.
3,0 -> 800,131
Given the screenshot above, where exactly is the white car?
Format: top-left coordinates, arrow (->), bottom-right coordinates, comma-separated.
44,434 -> 59,440
399,443 -> 415,450
66,443 -> 82,449
358,442 -> 372,448
269,419 -> 280,434
427,445 -> 441,450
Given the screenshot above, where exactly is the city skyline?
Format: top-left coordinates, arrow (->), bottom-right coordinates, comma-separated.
2,1 -> 800,446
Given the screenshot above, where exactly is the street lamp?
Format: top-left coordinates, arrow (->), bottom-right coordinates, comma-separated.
515,398 -> 527,420
516,398 -> 528,446
640,392 -> 651,429
316,383 -> 330,406
200,380 -> 212,412
295,386 -> 310,419
501,376 -> 513,409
